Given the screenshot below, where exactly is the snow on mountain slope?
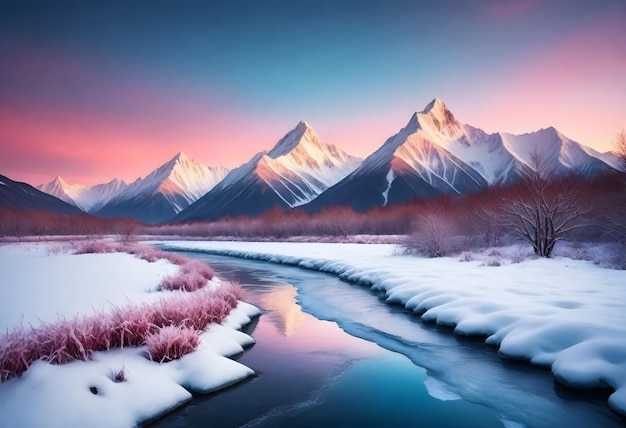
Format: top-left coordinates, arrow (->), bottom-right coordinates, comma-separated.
304,99 -> 620,213
37,177 -> 81,208
82,179 -> 129,212
115,152 -> 228,208
218,121 -> 361,206
402,99 -> 518,185
305,100 -> 489,212
94,152 -> 229,223
38,177 -> 127,212
388,99 -> 616,186
580,146 -> 623,171
261,121 -> 361,206
174,122 -> 361,222
500,128 -> 618,177
0,174 -> 84,215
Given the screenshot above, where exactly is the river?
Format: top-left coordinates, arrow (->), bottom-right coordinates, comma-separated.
148,252 -> 623,428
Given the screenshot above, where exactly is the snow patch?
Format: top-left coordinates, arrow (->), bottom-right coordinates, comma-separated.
381,168 -> 395,206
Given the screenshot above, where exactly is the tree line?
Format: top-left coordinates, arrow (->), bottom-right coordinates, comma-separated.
2,154 -> 625,265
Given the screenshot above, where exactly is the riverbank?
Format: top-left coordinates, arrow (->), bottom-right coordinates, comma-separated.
156,240 -> 626,417
0,242 -> 260,428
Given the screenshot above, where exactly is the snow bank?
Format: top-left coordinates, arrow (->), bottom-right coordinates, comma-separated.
0,243 -> 178,329
0,243 -> 260,428
158,241 -> 626,416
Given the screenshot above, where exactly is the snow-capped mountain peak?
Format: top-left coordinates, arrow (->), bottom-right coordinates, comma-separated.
37,176 -> 80,207
121,151 -> 228,201
416,98 -> 463,137
421,98 -> 447,114
267,120 -> 319,159
38,176 -> 128,211
3,173 -> 85,215
173,121 -> 362,221
259,121 -> 361,204
94,152 -> 229,223
51,176 -> 68,187
307,98 -> 620,214
159,151 -> 227,200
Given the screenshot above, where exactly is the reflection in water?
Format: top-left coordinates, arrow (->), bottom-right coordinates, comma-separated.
258,284 -> 303,337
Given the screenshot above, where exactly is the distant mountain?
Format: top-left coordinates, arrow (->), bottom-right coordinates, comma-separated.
0,174 -> 84,215
94,152 -> 229,224
174,121 -> 361,222
38,177 -> 127,212
305,99 -> 619,213
18,98 -> 620,223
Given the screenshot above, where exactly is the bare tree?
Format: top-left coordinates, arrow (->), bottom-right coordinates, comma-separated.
614,129 -> 626,171
502,152 -> 591,258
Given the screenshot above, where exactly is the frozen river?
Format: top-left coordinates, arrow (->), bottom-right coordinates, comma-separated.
149,252 -> 623,427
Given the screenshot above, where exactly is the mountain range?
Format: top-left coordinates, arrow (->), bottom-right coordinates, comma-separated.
92,152 -> 229,224
0,174 -> 84,215
38,177 -> 128,212
304,99 -> 619,213
173,121 -> 361,222
34,152 -> 228,224
5,99 -> 622,223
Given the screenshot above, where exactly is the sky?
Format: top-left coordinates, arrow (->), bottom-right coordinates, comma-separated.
0,0 -> 624,186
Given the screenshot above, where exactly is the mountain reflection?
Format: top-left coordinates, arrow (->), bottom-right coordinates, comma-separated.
259,284 -> 304,337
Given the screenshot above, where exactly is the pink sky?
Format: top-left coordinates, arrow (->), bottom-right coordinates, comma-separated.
0,1 -> 624,187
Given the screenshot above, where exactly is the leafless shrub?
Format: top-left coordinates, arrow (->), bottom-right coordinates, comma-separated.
510,252 -> 526,264
459,252 -> 475,262
403,212 -> 464,257
606,243 -> 626,270
501,152 -> 591,258
470,207 -> 505,247
483,257 -> 501,267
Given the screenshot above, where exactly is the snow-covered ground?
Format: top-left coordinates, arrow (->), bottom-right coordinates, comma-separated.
0,243 -> 260,428
157,240 -> 626,416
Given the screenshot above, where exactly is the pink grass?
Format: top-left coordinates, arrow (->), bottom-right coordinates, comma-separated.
73,240 -> 117,254
160,271 -> 207,292
0,239 -> 243,381
160,260 -> 214,292
0,283 -> 241,381
73,240 -> 185,265
180,260 -> 214,280
145,326 -> 200,363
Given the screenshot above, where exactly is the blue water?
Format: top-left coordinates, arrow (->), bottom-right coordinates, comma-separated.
148,252 -> 624,428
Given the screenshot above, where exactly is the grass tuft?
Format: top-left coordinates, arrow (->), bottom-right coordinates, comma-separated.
160,260 -> 215,292
145,326 -> 200,363
110,365 -> 126,382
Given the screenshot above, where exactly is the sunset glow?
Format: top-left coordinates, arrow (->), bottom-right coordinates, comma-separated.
1,0 -> 624,186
